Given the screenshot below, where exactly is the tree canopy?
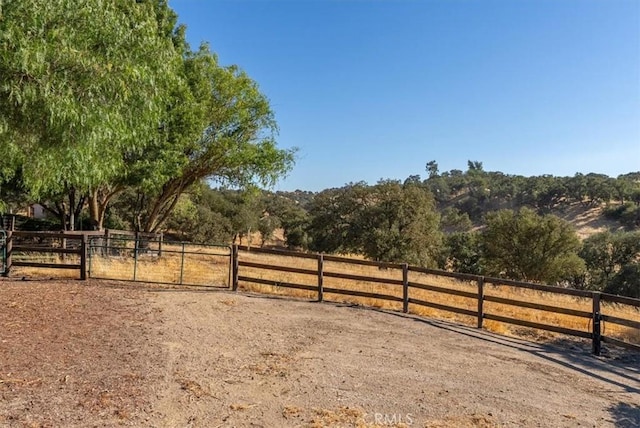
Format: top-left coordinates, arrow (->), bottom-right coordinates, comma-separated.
0,0 -> 179,197
481,208 -> 585,284
0,0 -> 294,230
307,180 -> 442,266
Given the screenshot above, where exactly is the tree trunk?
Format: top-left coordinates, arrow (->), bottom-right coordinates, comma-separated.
142,179 -> 190,233
88,192 -> 100,230
88,187 -> 124,231
68,188 -> 76,231
73,195 -> 85,231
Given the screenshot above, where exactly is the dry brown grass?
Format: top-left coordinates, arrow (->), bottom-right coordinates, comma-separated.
10,242 -> 231,287
237,251 -> 640,346
9,252 -> 82,279
88,243 -> 230,287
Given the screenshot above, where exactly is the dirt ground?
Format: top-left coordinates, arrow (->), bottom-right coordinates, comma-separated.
0,279 -> 638,427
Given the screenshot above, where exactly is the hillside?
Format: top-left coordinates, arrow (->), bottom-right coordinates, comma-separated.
554,204 -> 624,240
251,204 -> 621,249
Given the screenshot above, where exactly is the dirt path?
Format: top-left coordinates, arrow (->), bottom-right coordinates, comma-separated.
1,280 -> 638,427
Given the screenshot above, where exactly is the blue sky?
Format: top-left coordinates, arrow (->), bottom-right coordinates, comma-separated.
168,0 -> 640,191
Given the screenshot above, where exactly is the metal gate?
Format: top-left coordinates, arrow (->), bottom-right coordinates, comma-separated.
87,235 -> 231,287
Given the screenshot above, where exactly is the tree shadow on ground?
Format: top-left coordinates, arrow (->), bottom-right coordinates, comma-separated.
366,307 -> 640,426
608,402 -> 640,427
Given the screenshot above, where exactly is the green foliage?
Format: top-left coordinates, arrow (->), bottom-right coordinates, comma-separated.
163,186 -> 241,244
523,175 -> 569,212
0,167 -> 31,213
440,232 -> 483,275
440,207 -> 473,233
481,208 -> 585,284
422,160 -> 639,228
132,44 -> 295,232
14,215 -> 60,232
165,195 -> 199,240
361,180 -> 442,266
262,192 -> 310,248
0,0 -> 180,197
605,264 -> 640,298
196,186 -> 258,242
182,205 -> 233,244
307,181 -> 442,266
257,215 -> 281,246
0,1 -> 294,232
603,202 -> 640,229
307,182 -> 371,254
426,160 -> 439,179
579,231 -> 640,295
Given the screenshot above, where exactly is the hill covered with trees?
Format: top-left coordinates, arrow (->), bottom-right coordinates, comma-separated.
131,161 -> 639,297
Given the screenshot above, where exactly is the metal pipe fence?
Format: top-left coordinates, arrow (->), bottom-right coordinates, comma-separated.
88,236 -> 231,287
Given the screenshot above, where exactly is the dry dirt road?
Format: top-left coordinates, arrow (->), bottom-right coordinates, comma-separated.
0,279 -> 638,427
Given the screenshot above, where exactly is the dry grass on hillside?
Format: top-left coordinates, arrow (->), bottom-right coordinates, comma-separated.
556,203 -> 624,239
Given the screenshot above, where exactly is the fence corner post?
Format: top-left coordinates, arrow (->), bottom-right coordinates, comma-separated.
317,254 -> 324,302
104,229 -> 110,255
80,234 -> 88,280
477,276 -> 485,329
232,244 -> 239,291
592,292 -> 602,356
402,263 -> 409,313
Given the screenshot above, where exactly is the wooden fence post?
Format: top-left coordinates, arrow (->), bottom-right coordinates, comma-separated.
132,235 -> 139,281
317,254 -> 324,302
158,232 -> 163,257
61,235 -> 67,262
232,244 -> 239,291
104,229 -> 110,255
80,234 -> 88,280
592,292 -> 602,356
402,263 -> 409,313
477,276 -> 485,329
3,230 -> 12,277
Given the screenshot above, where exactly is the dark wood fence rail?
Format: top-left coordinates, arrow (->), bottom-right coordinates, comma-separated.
234,245 -> 640,356
3,231 -> 89,279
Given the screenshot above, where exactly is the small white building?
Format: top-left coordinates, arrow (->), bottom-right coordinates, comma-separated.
28,204 -> 47,219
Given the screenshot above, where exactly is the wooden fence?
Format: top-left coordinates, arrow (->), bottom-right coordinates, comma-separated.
1,229 -> 162,279
3,231 -> 90,279
2,235 -> 637,356
232,245 -> 640,356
